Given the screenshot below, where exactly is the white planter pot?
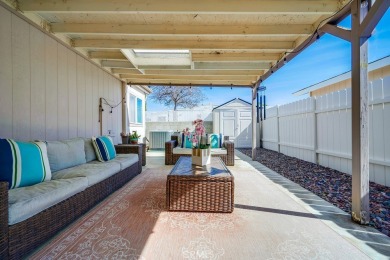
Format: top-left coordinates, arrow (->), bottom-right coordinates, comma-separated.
192,148 -> 211,166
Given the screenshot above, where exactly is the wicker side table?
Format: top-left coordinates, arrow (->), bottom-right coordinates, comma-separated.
166,157 -> 234,213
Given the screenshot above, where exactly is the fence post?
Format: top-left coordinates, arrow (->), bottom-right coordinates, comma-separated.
312,98 -> 318,164
276,106 -> 280,153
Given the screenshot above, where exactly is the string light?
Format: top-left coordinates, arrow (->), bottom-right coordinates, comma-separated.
283,57 -> 287,64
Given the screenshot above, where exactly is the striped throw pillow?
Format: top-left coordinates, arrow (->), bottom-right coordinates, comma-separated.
0,139 -> 51,189
210,133 -> 224,148
92,136 -> 116,162
181,133 -> 193,148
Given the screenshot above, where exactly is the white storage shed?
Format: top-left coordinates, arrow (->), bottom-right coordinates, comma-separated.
212,98 -> 252,148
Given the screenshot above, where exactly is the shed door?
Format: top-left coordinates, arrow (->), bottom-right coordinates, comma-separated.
236,109 -> 252,148
220,110 -> 236,142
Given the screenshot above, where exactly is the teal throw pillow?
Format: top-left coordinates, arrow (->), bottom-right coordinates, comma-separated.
0,139 -> 52,189
92,136 -> 117,162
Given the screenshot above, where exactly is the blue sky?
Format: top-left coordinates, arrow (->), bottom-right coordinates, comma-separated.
147,9 -> 390,111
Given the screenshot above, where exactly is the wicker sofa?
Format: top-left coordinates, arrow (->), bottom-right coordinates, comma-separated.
0,138 -> 142,259
165,135 -> 235,166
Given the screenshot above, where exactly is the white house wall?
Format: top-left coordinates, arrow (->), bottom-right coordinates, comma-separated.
0,5 -> 122,143
127,86 -> 146,140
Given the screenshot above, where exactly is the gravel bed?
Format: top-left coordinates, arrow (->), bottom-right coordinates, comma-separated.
238,148 -> 390,237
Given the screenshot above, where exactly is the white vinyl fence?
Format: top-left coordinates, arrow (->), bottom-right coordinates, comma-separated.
262,76 -> 390,186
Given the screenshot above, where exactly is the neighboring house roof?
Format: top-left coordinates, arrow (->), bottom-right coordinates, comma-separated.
293,55 -> 390,96
213,98 -> 251,110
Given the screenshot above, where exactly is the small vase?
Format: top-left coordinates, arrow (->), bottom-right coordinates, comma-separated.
121,136 -> 129,144
192,148 -> 211,166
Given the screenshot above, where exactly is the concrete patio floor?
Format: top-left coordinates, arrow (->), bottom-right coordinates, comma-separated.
145,149 -> 390,259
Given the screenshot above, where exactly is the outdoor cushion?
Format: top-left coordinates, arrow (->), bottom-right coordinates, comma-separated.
47,138 -> 86,172
181,133 -> 193,148
92,136 -> 116,162
110,154 -> 139,170
52,161 -> 120,187
210,148 -> 228,155
173,147 -> 193,155
0,139 -> 51,189
84,138 -> 97,162
210,133 -> 224,148
8,177 -> 88,225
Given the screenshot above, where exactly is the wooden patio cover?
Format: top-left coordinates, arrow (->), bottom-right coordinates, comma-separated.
8,0 -> 353,87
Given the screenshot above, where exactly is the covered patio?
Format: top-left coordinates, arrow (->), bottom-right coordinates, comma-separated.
1,0 -> 390,258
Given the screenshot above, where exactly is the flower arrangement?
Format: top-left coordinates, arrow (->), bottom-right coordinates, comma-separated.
191,119 -> 209,149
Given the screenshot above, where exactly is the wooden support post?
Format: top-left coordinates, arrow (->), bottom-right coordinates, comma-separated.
351,0 -> 370,225
121,82 -> 128,134
252,84 -> 258,160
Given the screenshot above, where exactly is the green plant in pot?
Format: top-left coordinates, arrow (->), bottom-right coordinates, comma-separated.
130,131 -> 141,144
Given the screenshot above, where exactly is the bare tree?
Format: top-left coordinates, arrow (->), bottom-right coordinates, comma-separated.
149,86 -> 207,110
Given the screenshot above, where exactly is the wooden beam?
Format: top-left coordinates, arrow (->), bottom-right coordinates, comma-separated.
194,62 -> 271,70
51,23 -> 312,36
73,39 -> 294,50
89,51 -> 126,60
143,69 -> 264,76
191,52 -> 280,62
127,82 -> 251,88
351,0 -> 370,225
126,79 -> 254,85
120,74 -> 257,81
137,65 -> 191,70
19,0 -> 340,14
360,0 -> 390,38
101,60 -> 135,68
320,24 -> 351,42
111,68 -> 144,75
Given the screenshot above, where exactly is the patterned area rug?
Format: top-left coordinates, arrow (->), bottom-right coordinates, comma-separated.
31,164 -> 369,259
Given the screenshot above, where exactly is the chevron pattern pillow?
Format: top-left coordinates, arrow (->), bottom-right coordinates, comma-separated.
0,139 -> 52,189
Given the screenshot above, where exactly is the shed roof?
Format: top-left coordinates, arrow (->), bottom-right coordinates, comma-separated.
213,98 -> 251,110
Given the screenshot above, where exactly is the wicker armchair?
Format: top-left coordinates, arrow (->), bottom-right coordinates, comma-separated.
165,136 -> 235,166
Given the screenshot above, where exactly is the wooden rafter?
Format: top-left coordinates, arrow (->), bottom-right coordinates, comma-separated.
19,0 -> 340,14
51,23 -> 312,36
73,39 -> 294,50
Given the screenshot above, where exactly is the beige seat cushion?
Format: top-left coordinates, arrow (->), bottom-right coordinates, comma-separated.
172,147 -> 193,155
210,148 -> 228,155
8,177 -> 88,225
52,161 -> 120,187
110,154 -> 139,170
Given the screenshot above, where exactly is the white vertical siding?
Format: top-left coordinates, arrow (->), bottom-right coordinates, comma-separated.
0,7 -> 13,138
30,26 -> 46,140
12,15 -> 31,141
0,5 -> 123,143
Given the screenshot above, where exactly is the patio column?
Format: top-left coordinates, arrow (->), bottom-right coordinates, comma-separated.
350,0 -> 370,225
121,82 -> 128,134
252,84 -> 258,160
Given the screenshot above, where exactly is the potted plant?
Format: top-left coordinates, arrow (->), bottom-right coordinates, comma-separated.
191,119 -> 211,166
130,131 -> 141,144
120,132 -> 129,144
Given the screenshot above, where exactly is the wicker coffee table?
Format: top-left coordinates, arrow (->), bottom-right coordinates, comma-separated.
166,156 -> 234,213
